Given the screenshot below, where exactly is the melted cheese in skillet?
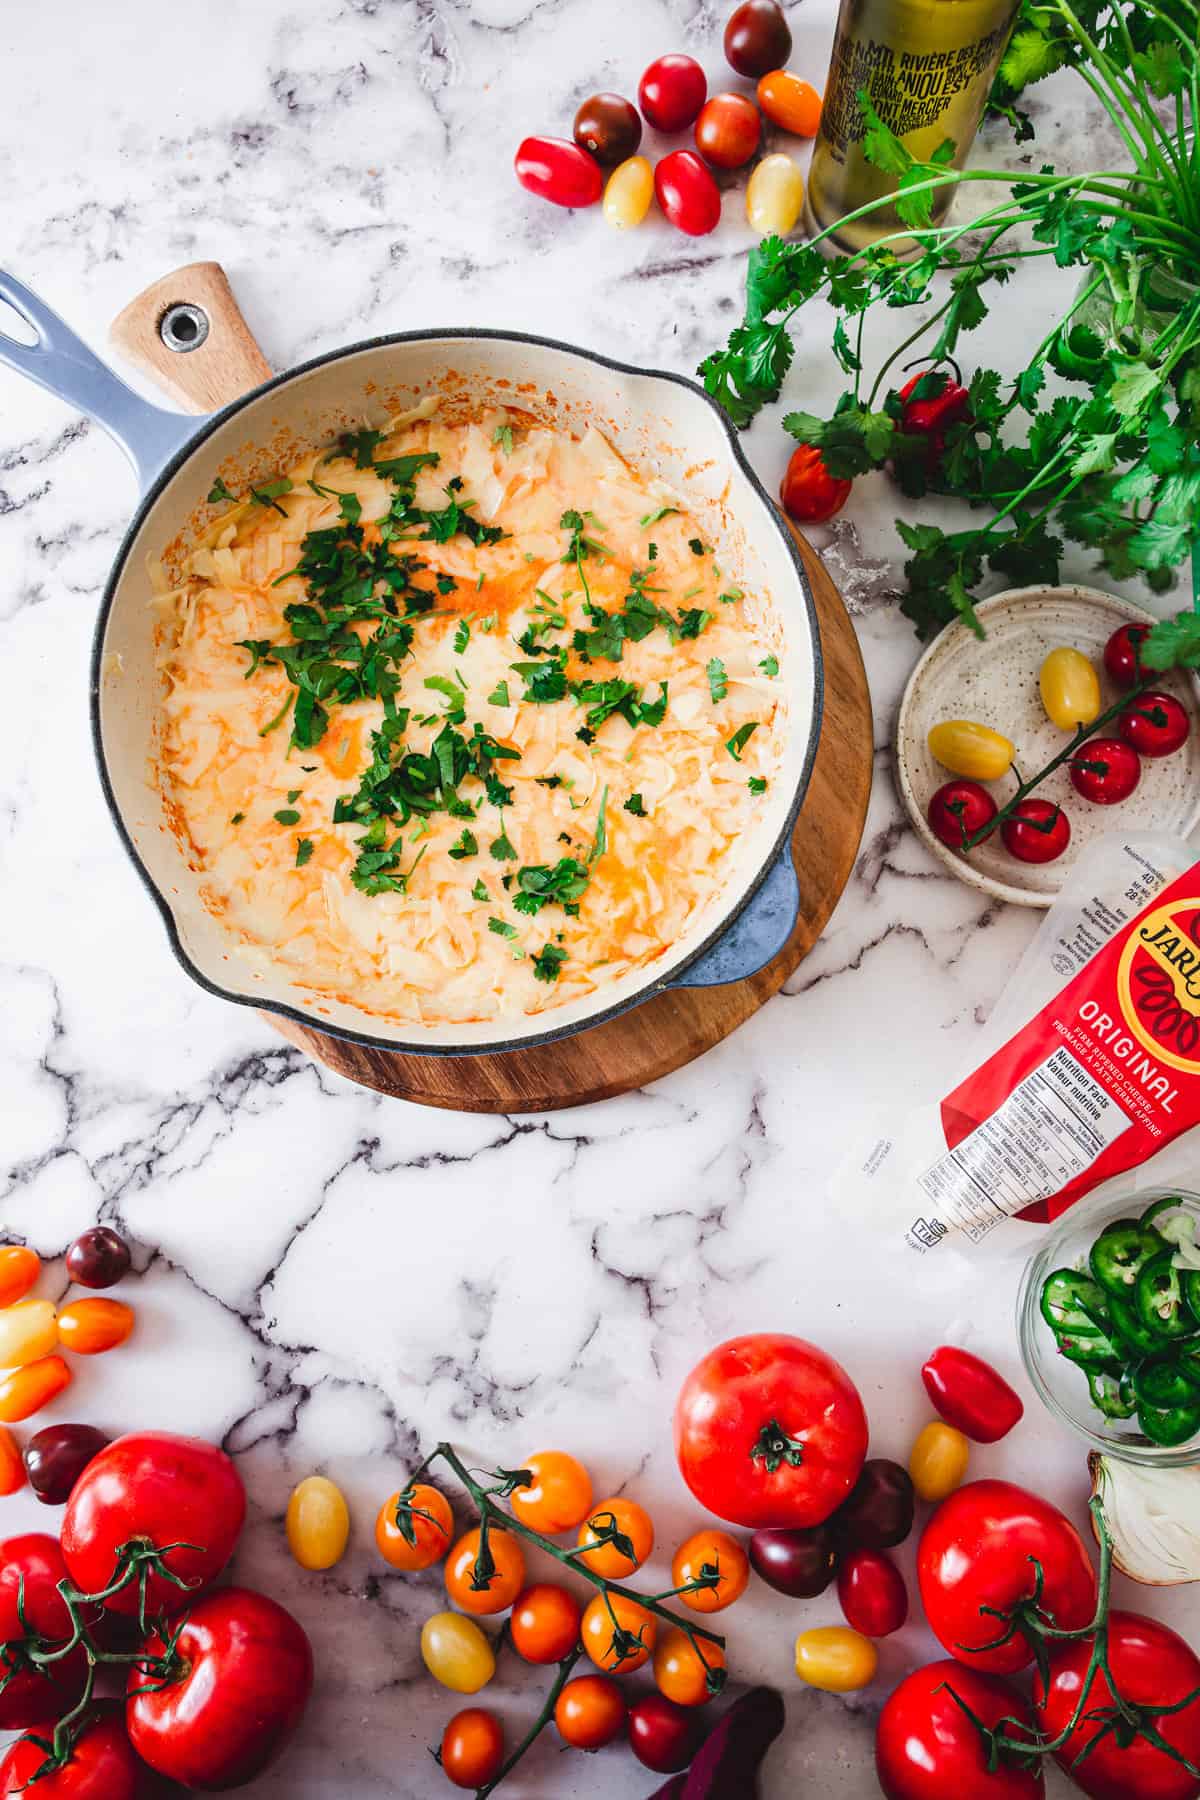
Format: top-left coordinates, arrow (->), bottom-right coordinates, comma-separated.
157,409 -> 785,1024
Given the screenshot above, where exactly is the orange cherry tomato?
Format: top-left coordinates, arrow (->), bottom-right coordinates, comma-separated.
445,1528 -> 526,1616
0,1426 -> 25,1496
757,70 -> 823,136
653,1626 -> 727,1706
439,1707 -> 504,1789
0,1355 -> 70,1424
509,1450 -> 593,1534
554,1675 -> 627,1749
57,1298 -> 135,1356
509,1584 -> 582,1665
581,1592 -> 657,1674
694,93 -> 762,170
0,1246 -> 39,1309
375,1483 -> 454,1571
781,442 -> 852,523
576,1497 -> 655,1578
671,1529 -> 750,1614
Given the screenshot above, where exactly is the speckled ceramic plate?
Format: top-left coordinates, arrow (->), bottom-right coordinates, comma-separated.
895,585 -> 1200,907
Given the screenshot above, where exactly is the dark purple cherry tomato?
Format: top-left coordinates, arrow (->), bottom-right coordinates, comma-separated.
833,1459 -> 915,1551
1119,689 -> 1190,757
749,1524 -> 837,1597
573,93 -> 642,166
724,0 -> 793,77
654,149 -> 721,236
66,1226 -> 131,1291
837,1548 -> 908,1637
1069,736 -> 1141,805
628,1694 -> 701,1773
639,55 -> 708,133
695,93 -> 762,169
1001,798 -> 1071,864
927,779 -> 997,851
514,137 -> 603,209
1103,621 -> 1151,690
24,1425 -> 110,1506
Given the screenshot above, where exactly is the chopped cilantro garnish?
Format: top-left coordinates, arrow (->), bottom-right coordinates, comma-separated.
624,793 -> 646,816
295,837 -> 314,866
489,916 -> 518,938
490,827 -> 516,861
373,450 -> 441,487
424,675 -> 466,716
748,775 -> 768,794
759,653 -> 779,677
512,653 -> 568,704
688,537 -> 708,555
493,423 -> 514,455
330,428 -> 387,469
307,480 -> 363,527
207,476 -> 235,504
273,808 -> 301,825
449,828 -> 478,860
513,858 -> 590,917
249,478 -> 293,516
230,811 -> 245,825
590,785 -> 609,865
726,722 -> 759,761
438,574 -> 458,597
488,680 -> 510,707
471,878 -> 489,902
718,588 -> 743,604
454,617 -> 470,654
535,774 -> 562,789
707,657 -> 728,703
639,505 -> 678,528
287,789 -> 301,803
532,943 -> 568,983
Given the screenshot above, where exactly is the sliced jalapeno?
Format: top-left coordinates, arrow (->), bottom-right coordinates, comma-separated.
1089,1219 -> 1167,1297
1135,1250 -> 1199,1341
1137,1397 -> 1200,1448
1040,1269 -> 1112,1336
1087,1367 -> 1136,1419
1108,1294 -> 1163,1359
1183,1268 -> 1200,1325
1056,1331 -> 1121,1369
1133,1357 -> 1198,1411
1140,1196 -> 1199,1251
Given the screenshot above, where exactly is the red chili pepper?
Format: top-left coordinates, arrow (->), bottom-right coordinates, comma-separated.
779,443 -> 852,524
898,368 -> 971,469
920,1346 -> 1024,1444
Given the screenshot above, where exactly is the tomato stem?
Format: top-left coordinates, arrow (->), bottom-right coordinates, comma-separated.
748,1419 -> 806,1473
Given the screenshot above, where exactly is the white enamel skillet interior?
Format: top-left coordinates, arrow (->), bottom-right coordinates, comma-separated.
0,270 -> 824,1055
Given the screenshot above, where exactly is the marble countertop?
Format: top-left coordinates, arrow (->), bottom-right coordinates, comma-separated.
0,1 -> 1195,1794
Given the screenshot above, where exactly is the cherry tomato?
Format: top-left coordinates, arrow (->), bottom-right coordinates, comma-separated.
582,1592 -> 657,1674
837,1548 -> 908,1637
794,1625 -> 877,1692
909,1421 -> 970,1503
0,1705 -> 145,1800
928,719 -> 1014,782
509,1449 -> 593,1534
833,1458 -> 915,1551
57,1298 -> 134,1356
128,1586 -> 312,1789
672,1528 -> 750,1613
780,443 -> 853,523
654,149 -> 721,237
1104,621 -> 1151,689
919,1480 -> 1098,1676
509,1584 -> 582,1664
746,152 -> 805,236
920,1346 -> 1024,1443
65,1227 -> 130,1291
576,1496 -> 654,1577
1119,689 -> 1190,757
749,1523 -> 837,1596
0,1428 -> 24,1497
0,1246 -> 39,1308
877,1662 -> 1046,1799
695,94 -> 762,170
1033,1610 -> 1200,1800
24,1424 -> 108,1505
0,1355 -> 70,1424
62,1431 -> 246,1617
674,1333 -> 868,1530
928,779 -> 998,851
1069,737 -> 1141,805
653,1626 -> 725,1705
286,1474 -> 350,1571
0,1534 -> 88,1729
1040,646 -> 1102,730
445,1528 -> 525,1615
439,1708 -> 504,1789
756,69 -> 822,135
1001,798 -> 1071,865
421,1612 -> 496,1694
724,0 -> 792,77
0,1302 -> 58,1370
629,1693 -> 701,1773
514,137 -> 603,209
375,1482 -> 453,1570
574,93 -> 641,166
639,55 -> 707,132
554,1674 -> 626,1748
604,155 -> 655,229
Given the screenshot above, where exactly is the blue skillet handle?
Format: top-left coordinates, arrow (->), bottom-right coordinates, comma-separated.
667,843 -> 800,989
0,270 -> 194,491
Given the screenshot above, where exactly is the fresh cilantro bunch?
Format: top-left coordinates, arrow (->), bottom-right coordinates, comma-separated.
700,0 -> 1200,661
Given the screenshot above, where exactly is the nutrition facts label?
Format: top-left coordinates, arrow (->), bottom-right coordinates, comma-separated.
912,1048 -> 1132,1247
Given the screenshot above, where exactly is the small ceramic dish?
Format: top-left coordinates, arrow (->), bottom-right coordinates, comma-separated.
895,585 -> 1200,907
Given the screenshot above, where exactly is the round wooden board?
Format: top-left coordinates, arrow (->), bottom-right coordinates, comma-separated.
268,527 -> 873,1111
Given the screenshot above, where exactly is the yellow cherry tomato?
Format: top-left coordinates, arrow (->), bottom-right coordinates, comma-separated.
509,1450 -> 593,1534
746,153 -> 805,238
927,719 -> 1015,781
0,1247 -> 40,1309
421,1611 -> 496,1694
57,1298 -> 134,1356
794,1625 -> 877,1692
1040,645 -> 1101,730
0,1301 -> 58,1370
603,155 -> 654,229
653,1626 -> 726,1705
671,1529 -> 749,1614
909,1420 -> 971,1503
286,1475 -> 350,1571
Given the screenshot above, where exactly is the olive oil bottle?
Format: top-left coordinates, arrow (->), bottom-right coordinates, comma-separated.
807,0 -> 1022,251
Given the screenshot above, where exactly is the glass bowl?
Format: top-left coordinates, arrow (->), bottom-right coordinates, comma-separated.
1017,1186 -> 1200,1468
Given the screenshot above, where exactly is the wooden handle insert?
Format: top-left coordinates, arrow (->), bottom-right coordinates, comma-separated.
109,261 -> 273,413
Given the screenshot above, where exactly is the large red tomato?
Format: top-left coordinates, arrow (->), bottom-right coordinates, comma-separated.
0,1534 -> 88,1729
1034,1612 -> 1200,1800
674,1335 -> 868,1529
62,1433 -> 245,1617
127,1586 -> 313,1789
877,1662 -> 1045,1799
0,1705 -> 150,1798
918,1481 -> 1098,1675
